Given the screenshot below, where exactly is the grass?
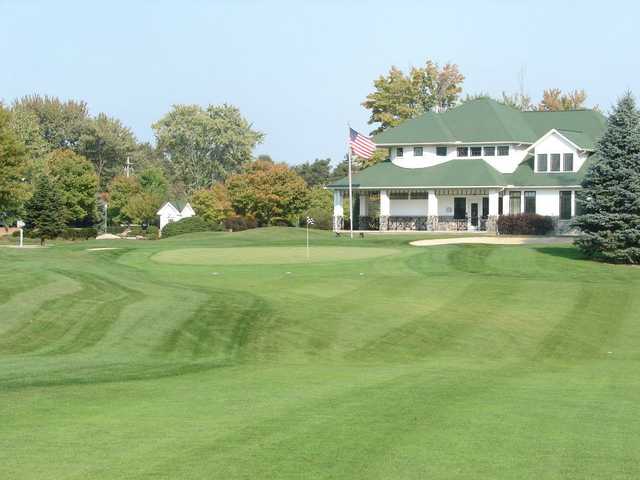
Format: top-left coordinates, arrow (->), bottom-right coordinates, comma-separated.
1,227 -> 639,479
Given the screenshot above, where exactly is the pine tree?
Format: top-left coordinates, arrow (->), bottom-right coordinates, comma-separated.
574,92 -> 640,263
25,175 -> 66,246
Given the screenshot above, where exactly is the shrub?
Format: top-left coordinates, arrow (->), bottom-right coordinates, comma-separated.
61,227 -> 98,241
128,226 -> 144,237
299,208 -> 333,230
145,225 -> 159,240
105,225 -> 125,235
162,216 -> 220,238
224,215 -> 257,232
497,214 -> 554,235
269,217 -> 292,227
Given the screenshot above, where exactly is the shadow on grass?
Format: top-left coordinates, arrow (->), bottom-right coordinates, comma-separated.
535,244 -> 590,262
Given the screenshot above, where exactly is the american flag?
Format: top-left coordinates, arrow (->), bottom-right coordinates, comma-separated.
349,128 -> 376,159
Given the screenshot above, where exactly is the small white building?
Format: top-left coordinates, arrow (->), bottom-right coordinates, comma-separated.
157,201 -> 195,233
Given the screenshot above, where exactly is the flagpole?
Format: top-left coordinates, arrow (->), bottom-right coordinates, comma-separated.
306,221 -> 309,259
347,126 -> 354,239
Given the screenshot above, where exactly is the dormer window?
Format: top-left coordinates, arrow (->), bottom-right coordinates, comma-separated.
563,153 -> 574,171
457,147 -> 468,157
550,153 -> 561,172
497,145 -> 509,156
470,146 -> 482,156
413,146 -> 423,156
396,147 -> 403,157
484,146 -> 495,156
537,154 -> 548,172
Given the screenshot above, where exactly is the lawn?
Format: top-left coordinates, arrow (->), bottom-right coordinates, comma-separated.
1,227 -> 639,479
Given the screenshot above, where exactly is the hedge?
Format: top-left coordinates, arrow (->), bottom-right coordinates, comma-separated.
12,227 -> 98,240
223,215 -> 257,232
162,216 -> 221,238
497,214 -> 554,235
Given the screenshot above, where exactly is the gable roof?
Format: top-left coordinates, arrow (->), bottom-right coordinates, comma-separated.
157,200 -> 190,216
372,98 -> 606,150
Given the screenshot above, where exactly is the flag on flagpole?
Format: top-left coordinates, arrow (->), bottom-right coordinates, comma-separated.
306,217 -> 315,225
349,128 -> 376,159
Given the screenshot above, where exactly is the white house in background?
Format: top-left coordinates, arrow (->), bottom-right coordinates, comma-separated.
328,98 -> 607,233
157,201 -> 195,232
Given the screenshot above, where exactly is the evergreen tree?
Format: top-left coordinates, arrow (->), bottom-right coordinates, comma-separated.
25,175 -> 65,246
574,92 -> 640,263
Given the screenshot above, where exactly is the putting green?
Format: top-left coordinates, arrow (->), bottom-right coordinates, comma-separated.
152,246 -> 399,265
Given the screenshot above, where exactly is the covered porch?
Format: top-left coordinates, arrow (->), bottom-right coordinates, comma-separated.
333,188 -> 501,232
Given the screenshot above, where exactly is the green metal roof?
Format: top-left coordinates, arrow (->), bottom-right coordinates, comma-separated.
327,155 -> 596,189
327,159 -> 506,189
373,98 -> 606,150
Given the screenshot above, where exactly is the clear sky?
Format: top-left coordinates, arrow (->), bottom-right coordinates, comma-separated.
1,0 -> 638,166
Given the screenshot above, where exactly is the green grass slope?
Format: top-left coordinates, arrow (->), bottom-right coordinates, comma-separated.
1,228 -> 639,479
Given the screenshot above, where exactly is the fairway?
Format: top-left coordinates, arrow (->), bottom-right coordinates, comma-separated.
153,245 -> 399,265
1,227 -> 640,479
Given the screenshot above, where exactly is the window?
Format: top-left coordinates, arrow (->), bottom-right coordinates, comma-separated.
550,153 -> 561,171
524,191 -> 536,214
457,146 -> 468,157
497,145 -> 510,156
396,147 -> 404,157
537,154 -> 548,172
413,146 -> 423,157
454,197 -> 466,219
389,191 -> 409,200
482,197 -> 489,219
471,146 -> 482,156
436,146 -> 448,156
509,191 -> 521,214
563,153 -> 574,171
498,196 -> 503,215
410,191 -> 428,199
559,191 -> 572,219
484,146 -> 495,156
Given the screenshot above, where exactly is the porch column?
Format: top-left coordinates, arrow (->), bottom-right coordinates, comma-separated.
571,190 -> 576,217
488,189 -> 500,233
427,190 -> 438,231
379,190 -> 390,231
333,190 -> 344,231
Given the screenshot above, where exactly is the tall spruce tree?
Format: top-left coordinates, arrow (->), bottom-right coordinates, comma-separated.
574,92 -> 640,263
25,175 -> 66,246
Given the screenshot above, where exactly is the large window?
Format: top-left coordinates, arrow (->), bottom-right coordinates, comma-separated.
509,191 -> 521,214
414,146 -> 423,156
484,146 -> 495,156
537,153 -> 548,172
454,197 -> 467,219
436,146 -> 448,156
498,196 -> 503,215
457,146 -> 469,157
482,197 -> 489,219
524,191 -> 536,214
470,146 -> 482,156
497,145 -> 510,156
563,153 -> 574,171
559,191 -> 572,219
550,153 -> 561,171
396,147 -> 404,157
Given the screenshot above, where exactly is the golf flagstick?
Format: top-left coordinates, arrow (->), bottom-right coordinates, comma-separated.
306,216 -> 314,258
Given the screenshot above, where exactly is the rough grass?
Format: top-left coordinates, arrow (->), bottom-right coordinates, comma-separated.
1,227 -> 639,479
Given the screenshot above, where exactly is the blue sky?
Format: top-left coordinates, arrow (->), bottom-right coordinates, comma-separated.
1,0 -> 638,166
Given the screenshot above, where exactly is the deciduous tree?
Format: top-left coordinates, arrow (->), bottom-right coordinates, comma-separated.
226,160 -> 309,225
153,104 -> 264,192
190,184 -> 233,225
0,106 -> 30,228
44,149 -> 99,226
362,60 -> 464,134
574,92 -> 640,263
538,88 -> 588,111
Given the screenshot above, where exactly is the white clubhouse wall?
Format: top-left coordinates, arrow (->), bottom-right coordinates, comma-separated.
389,144 -> 529,173
532,132 -> 588,172
389,199 -> 428,216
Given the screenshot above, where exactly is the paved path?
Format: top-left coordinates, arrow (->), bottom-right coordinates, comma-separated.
410,236 -> 574,247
